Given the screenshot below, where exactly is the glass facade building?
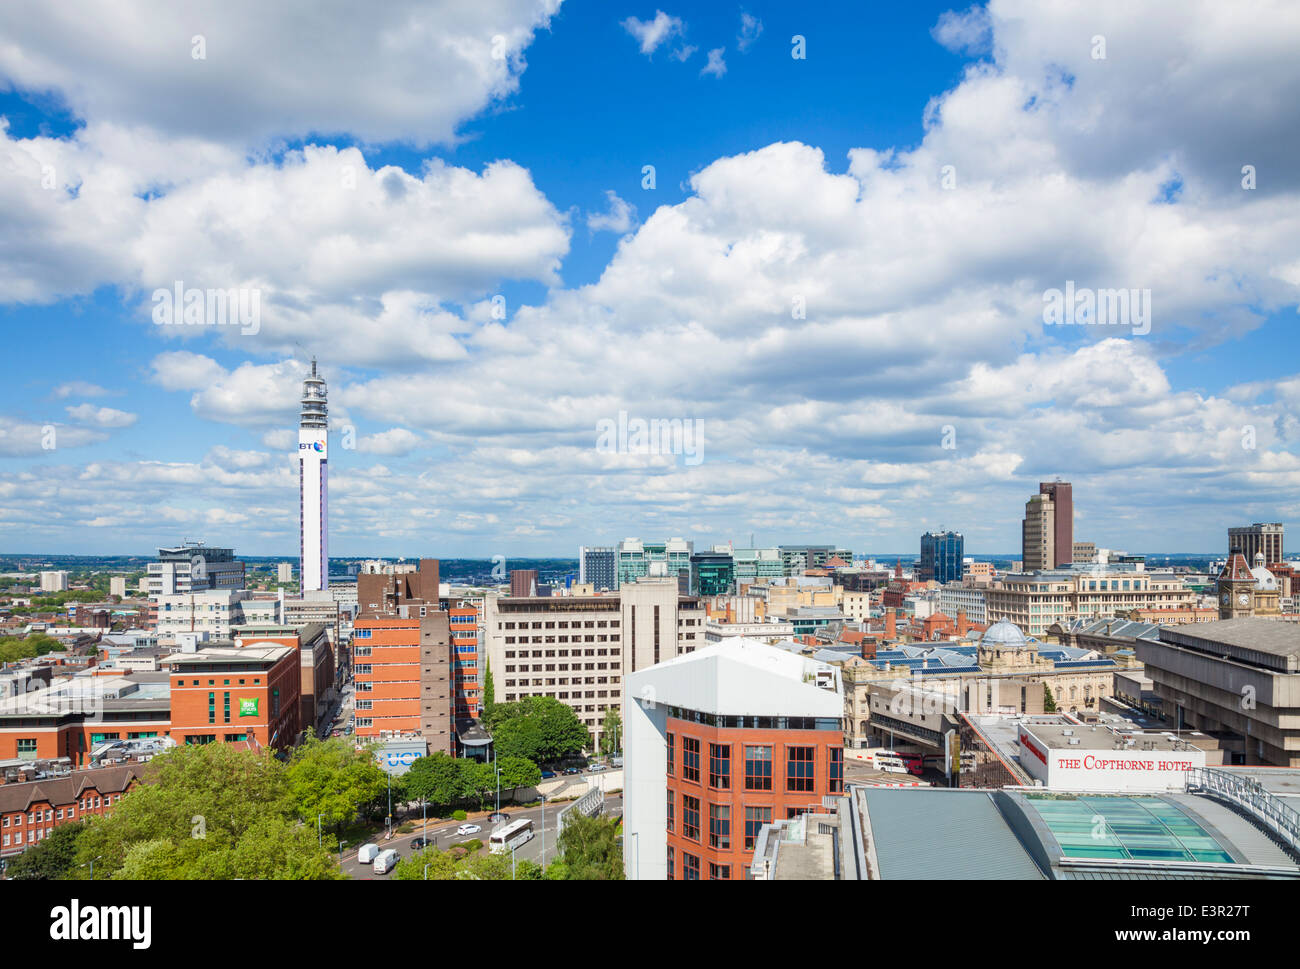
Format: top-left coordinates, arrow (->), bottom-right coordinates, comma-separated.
919,531 -> 964,585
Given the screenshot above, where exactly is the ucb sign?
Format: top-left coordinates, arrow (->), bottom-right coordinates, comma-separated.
376,741 -> 427,776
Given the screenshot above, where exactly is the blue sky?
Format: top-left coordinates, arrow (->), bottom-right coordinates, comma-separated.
1,1 -> 1298,558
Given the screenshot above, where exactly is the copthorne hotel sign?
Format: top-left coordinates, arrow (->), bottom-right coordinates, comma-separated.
1018,724 -> 1207,793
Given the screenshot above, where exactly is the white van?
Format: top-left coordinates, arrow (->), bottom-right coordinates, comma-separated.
373,849 -> 399,875
357,843 -> 379,864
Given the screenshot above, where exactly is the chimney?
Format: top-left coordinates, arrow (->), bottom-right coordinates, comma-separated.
957,609 -> 968,636
885,608 -> 896,639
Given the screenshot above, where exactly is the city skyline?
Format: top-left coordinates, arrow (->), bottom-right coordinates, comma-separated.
2,2 -> 1298,558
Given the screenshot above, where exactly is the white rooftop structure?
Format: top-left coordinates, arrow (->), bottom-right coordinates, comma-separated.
631,638 -> 842,717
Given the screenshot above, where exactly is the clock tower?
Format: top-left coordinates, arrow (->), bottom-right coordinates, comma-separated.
1217,550 -> 1255,619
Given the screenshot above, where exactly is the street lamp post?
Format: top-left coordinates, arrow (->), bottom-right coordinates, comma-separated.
540,792 -> 547,873
317,813 -> 324,849
339,839 -> 345,870
386,771 -> 392,837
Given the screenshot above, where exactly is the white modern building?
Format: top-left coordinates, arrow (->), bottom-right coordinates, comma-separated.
109,576 -> 127,598
277,562 -> 294,584
623,638 -> 844,880
299,359 -> 329,592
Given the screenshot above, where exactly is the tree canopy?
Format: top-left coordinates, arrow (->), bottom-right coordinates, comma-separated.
3,821 -> 85,879
284,737 -> 389,832
485,696 -> 589,763
600,706 -> 622,757
72,743 -> 343,880
555,813 -> 624,880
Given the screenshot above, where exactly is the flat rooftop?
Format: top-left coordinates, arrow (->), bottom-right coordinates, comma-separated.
162,645 -> 295,666
1026,721 -> 1210,753
1158,619 -> 1300,671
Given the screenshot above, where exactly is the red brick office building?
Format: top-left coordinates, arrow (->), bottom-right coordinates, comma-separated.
163,645 -> 301,751
624,639 -> 845,880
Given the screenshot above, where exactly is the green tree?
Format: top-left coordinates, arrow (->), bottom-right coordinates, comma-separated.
486,697 -> 588,763
555,813 -> 624,880
0,633 -> 64,663
496,755 -> 541,798
393,845 -> 526,880
4,821 -> 85,879
284,737 -> 388,833
1043,683 -> 1058,713
462,761 -> 498,809
72,743 -> 343,880
600,706 -> 622,757
482,659 -> 495,708
492,716 -> 544,762
403,752 -> 467,812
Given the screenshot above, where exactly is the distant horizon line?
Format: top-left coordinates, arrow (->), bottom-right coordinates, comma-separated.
2,550 -> 1234,562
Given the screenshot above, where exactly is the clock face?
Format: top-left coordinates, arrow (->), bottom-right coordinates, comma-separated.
1238,593 -> 1250,605
1221,593 -> 1230,604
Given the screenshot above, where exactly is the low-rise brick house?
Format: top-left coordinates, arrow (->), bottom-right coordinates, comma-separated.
0,764 -> 140,858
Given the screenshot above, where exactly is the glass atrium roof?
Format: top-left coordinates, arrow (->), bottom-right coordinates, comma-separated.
1027,795 -> 1236,864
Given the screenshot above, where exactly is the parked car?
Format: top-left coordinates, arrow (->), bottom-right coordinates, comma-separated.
456,823 -> 481,836
488,812 -> 510,823
588,763 -> 607,772
409,837 -> 432,849
562,767 -> 582,775
540,770 -> 557,779
357,843 -> 379,864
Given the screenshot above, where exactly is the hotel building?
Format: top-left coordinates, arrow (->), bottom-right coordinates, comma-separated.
162,645 -> 302,751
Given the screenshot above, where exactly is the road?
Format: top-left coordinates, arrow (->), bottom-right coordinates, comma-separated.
341,795 -> 623,879
322,672 -> 355,739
